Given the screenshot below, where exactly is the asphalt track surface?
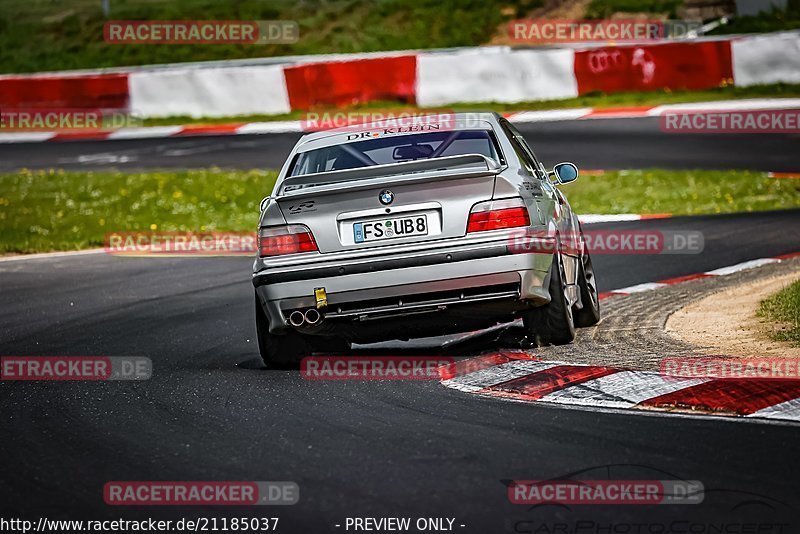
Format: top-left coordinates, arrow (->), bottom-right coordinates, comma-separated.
2,209 -> 800,532
1,117 -> 799,171
1,119 -> 800,532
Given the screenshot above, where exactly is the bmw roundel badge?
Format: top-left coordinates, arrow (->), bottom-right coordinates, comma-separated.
379,189 -> 394,205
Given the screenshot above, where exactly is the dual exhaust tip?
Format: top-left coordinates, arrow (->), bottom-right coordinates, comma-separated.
288,308 -> 323,327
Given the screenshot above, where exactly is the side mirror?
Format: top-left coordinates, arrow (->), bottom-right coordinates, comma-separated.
552,162 -> 579,184
259,196 -> 272,212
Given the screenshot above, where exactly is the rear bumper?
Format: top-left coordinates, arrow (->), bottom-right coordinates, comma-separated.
253,236 -> 553,334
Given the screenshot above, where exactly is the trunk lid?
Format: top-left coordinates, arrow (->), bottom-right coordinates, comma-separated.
276,154 -> 502,253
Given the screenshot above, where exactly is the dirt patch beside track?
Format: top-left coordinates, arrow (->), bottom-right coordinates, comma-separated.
666,271 -> 800,357
522,257 -> 800,369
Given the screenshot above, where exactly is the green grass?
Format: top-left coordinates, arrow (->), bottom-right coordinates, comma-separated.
565,169 -> 800,216
0,168 -> 277,253
588,0 -> 800,33
0,0 -> 542,74
135,84 -> 800,127
709,0 -> 800,35
3,0 -> 799,75
1,168 -> 798,254
586,0 -> 683,19
758,279 -> 800,346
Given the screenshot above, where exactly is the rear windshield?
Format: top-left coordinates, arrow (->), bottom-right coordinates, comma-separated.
289,130 -> 500,176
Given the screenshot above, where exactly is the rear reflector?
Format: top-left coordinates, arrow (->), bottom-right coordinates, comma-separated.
258,225 -> 318,257
467,199 -> 530,233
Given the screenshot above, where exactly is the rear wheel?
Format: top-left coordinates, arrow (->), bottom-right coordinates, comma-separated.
522,252 -> 576,346
573,248 -> 600,327
254,296 -> 349,368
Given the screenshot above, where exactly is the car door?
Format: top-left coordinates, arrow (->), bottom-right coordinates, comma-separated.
501,119 -> 580,290
497,119 -> 548,227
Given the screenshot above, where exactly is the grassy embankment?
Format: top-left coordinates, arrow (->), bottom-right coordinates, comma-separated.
758,280 -> 800,346
0,0 -> 539,73
133,83 -> 800,126
1,168 -> 798,254
2,0 -> 797,74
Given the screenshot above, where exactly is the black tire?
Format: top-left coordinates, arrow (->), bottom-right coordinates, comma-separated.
255,296 -> 350,368
522,252 -> 576,345
573,248 -> 601,327
255,297 -> 310,367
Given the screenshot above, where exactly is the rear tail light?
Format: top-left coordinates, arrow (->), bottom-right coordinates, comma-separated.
467,198 -> 530,233
258,225 -> 318,257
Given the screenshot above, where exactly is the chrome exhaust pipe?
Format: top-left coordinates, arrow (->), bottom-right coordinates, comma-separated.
288,310 -> 306,327
304,308 -> 322,325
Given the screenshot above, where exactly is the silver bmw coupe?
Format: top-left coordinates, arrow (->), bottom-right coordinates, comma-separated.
253,113 -> 599,365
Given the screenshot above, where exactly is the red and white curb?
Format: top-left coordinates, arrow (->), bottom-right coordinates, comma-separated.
767,172 -> 800,179
1,98 -> 799,144
0,248 -> 106,263
439,352 -> 800,423
0,121 -> 303,143
578,213 -> 672,224
599,251 -> 800,300
439,250 -> 800,422
505,98 -> 800,123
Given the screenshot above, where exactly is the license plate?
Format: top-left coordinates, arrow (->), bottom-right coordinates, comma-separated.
354,214 -> 428,243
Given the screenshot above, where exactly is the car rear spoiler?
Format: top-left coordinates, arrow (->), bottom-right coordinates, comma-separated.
276,154 -> 503,198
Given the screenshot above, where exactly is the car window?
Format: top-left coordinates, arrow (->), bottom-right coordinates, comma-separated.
499,120 -> 538,176
501,119 -> 549,179
514,133 -> 541,168
290,130 -> 500,176
510,137 -> 537,176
